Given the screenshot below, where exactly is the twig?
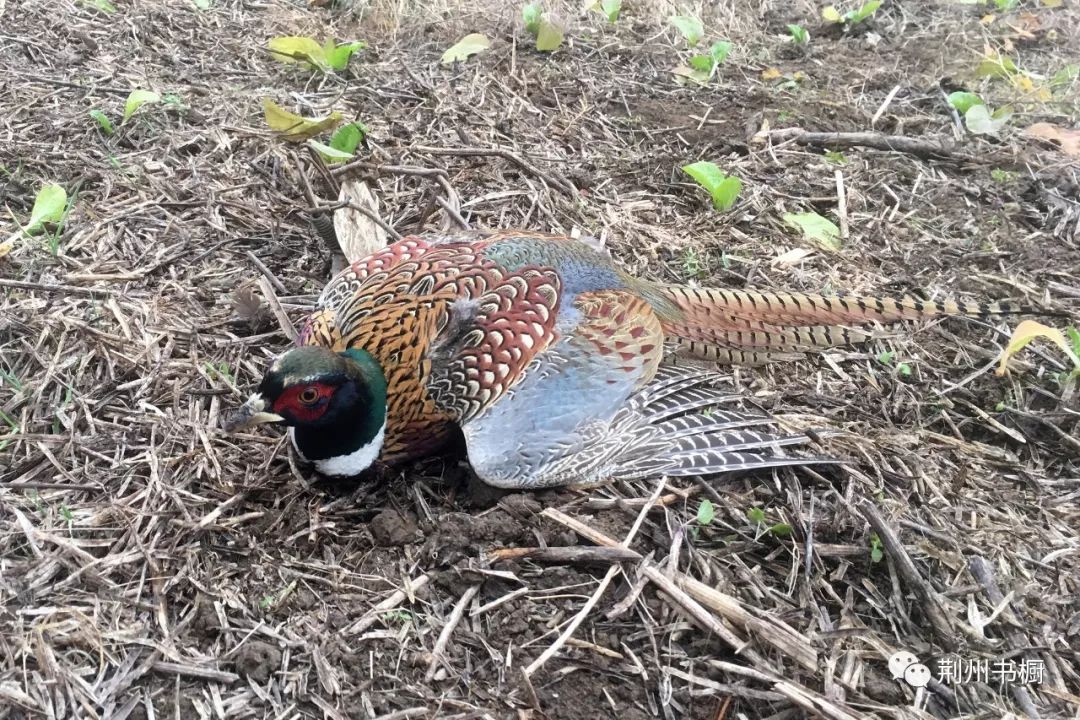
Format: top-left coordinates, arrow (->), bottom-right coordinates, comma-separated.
425,583 -> 480,681
870,84 -> 902,128
409,144 -> 577,196
488,546 -> 640,564
858,500 -> 956,647
246,251 -> 288,294
967,556 -> 1043,719
541,507 -> 819,672
257,276 -> 299,344
835,170 -> 849,240
345,575 -> 431,635
524,479 -> 666,676
0,278 -> 116,297
436,196 -> 470,230
151,661 -> 238,683
768,128 -> 962,160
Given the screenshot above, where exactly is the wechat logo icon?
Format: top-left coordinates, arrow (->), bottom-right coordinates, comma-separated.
889,651 -> 932,688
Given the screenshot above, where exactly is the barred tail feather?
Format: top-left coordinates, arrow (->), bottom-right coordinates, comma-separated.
650,285 -> 1037,361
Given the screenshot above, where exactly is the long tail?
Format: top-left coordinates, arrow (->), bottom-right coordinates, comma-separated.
645,285 -> 1042,365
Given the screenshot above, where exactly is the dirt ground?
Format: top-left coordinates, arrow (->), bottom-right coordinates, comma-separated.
1,0 -> 1079,718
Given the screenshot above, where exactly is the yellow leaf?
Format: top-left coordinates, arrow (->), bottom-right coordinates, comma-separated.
822,6 -> 842,22
0,239 -> 13,258
261,98 -> 343,142
441,33 -> 491,65
1041,0 -> 1062,6
995,320 -> 1080,376
267,36 -> 328,69
761,67 -> 782,80
980,13 -> 996,25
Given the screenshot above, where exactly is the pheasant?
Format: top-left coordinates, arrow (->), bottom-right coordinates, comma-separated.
224,229 -> 1027,488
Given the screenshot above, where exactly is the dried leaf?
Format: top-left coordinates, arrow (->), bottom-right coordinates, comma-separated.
995,320 -> 1080,376
262,97 -> 343,142
771,247 -> 815,267
335,178 -> 387,262
232,286 -> 264,320
441,33 -> 490,65
1024,122 -> 1080,156
761,67 -> 782,81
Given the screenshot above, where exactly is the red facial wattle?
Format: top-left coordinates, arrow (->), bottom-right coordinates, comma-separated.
273,382 -> 336,423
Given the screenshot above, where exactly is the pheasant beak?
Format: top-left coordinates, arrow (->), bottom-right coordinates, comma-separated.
222,393 -> 285,432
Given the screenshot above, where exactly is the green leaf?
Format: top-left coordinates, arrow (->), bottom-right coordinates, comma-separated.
669,15 -> 703,47
325,41 -> 366,71
441,33 -> 491,65
975,54 -> 1018,79
876,350 -> 895,365
849,0 -> 881,23
83,0 -> 116,13
786,24 -> 809,44
896,362 -> 912,377
1050,64 -> 1079,88
696,498 -> 715,526
601,0 -> 621,22
1065,326 -> 1080,357
308,139 -> 354,163
522,3 -> 542,34
769,523 -> 792,537
536,20 -> 564,51
24,184 -> 68,235
681,161 -> 741,211
822,5 -> 842,22
824,150 -> 847,164
783,212 -> 841,251
688,55 -> 714,73
89,109 -> 114,136
192,0 -> 210,8
330,122 -> 366,155
123,89 -> 160,123
268,36 -> 329,70
947,91 -> 984,114
672,65 -> 710,85
709,41 -> 733,65
964,104 -> 1012,135
747,507 -> 766,525
870,533 -> 884,563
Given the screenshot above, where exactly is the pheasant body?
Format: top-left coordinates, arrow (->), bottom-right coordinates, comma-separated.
229,229 -> 1025,487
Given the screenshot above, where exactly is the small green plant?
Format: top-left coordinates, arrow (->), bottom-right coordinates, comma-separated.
747,507 -> 792,537
876,350 -> 895,365
786,24 -> 809,45
696,498 -> 715,526
89,109 -> 114,136
669,14 -> 704,47
993,0 -> 1019,10
822,1 -> 881,25
123,89 -> 160,124
869,533 -> 884,563
383,609 -> 413,624
309,121 -> 369,163
205,361 -> 233,383
588,0 -> 621,22
523,2 -> 542,33
989,168 -> 1013,184
522,5 -> 564,51
268,36 -> 367,72
945,91 -> 1012,136
681,162 -> 742,212
686,41 -> 732,81
82,0 -> 116,12
824,150 -> 847,165
783,212 -> 841,251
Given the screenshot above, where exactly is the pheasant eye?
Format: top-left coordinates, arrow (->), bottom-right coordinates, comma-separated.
298,387 -> 320,405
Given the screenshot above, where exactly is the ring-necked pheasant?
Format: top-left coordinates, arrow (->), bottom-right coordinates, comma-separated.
224,229 -> 1029,488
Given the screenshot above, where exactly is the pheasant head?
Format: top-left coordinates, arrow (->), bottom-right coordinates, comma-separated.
225,346 -> 388,476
